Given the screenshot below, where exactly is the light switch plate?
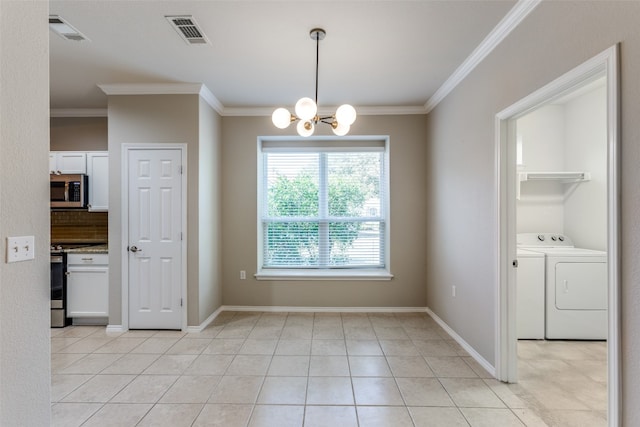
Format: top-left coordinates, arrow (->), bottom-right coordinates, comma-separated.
6,236 -> 35,263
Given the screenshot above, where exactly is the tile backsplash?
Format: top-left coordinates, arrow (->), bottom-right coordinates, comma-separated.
51,210 -> 108,243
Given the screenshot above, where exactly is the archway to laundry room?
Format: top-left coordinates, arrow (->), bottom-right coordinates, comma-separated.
495,45 -> 620,425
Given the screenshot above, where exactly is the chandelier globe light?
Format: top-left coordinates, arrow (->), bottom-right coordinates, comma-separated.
271,28 -> 357,137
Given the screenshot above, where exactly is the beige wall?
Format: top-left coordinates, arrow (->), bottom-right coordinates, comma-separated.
50,117 -> 108,151
425,1 -> 640,421
107,94 -> 222,327
221,115 -> 428,307
0,0 -> 51,424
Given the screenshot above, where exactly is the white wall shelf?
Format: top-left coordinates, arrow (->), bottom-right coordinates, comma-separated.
517,171 -> 591,199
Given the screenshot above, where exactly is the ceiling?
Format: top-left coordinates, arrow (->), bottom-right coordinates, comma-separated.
49,0 -> 518,114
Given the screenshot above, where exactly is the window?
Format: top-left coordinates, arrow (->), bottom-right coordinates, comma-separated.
257,137 -> 391,280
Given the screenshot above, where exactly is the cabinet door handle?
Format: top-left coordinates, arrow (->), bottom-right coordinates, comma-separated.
81,258 -> 93,261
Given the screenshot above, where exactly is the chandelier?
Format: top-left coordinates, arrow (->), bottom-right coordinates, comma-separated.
272,28 -> 357,137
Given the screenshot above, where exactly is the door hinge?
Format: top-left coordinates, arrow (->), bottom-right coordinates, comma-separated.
512,259 -> 519,268
180,298 -> 183,307
179,165 -> 183,175
180,232 -> 183,241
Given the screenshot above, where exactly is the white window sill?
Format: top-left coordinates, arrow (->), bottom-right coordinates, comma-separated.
255,269 -> 394,281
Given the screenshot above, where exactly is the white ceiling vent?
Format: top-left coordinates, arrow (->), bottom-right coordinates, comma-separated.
166,16 -> 209,45
49,15 -> 89,42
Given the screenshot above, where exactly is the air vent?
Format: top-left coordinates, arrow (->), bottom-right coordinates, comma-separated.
49,15 -> 89,42
166,15 -> 209,45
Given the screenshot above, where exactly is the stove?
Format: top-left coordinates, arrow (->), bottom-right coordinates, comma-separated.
50,251 -> 69,327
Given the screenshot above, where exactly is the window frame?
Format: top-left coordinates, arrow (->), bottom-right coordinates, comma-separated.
256,136 -> 393,281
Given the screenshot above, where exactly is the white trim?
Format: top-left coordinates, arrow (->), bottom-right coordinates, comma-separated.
50,108 -> 108,117
425,0 -> 541,113
121,143 -> 188,332
222,105 -> 428,117
426,307 -> 496,377
255,269 -> 393,281
198,84 -> 224,114
99,82 -> 204,96
494,45 -> 619,426
219,306 -> 427,314
106,324 -> 125,333
605,44 -> 621,427
186,306 -> 226,333
98,83 -> 224,115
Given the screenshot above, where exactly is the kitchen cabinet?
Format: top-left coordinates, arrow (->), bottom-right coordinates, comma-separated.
49,151 -> 87,174
86,152 -> 109,211
66,253 -> 108,318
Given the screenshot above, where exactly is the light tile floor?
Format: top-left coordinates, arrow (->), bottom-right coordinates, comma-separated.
51,312 -> 607,426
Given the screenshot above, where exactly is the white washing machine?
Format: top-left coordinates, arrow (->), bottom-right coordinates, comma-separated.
516,248 -> 545,339
517,233 -> 607,340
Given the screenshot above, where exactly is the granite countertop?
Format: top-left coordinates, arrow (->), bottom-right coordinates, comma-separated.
65,244 -> 108,254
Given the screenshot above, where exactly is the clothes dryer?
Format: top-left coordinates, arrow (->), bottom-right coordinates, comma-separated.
517,233 -> 607,340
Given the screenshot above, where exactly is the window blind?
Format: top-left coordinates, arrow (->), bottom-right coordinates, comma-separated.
260,145 -> 386,270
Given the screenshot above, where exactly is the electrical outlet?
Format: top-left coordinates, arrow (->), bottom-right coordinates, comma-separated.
6,236 -> 35,263
240,270 -> 246,280
452,285 -> 456,297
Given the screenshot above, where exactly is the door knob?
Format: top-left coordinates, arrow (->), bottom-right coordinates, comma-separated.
129,245 -> 141,253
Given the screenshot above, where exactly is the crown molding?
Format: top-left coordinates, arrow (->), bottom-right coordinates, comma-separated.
221,105 -> 427,117
97,82 -> 223,114
97,82 -> 203,95
50,108 -> 108,117
198,85 -> 224,114
424,0 -> 542,113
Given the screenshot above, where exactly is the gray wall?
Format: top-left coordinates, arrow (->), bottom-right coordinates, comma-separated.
0,1 -> 51,424
198,97 -> 223,323
221,115 -> 428,307
107,94 -> 222,327
50,117 -> 108,151
425,1 -> 640,422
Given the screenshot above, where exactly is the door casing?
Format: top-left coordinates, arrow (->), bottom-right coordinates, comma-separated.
121,143 -> 188,331
494,45 -> 620,426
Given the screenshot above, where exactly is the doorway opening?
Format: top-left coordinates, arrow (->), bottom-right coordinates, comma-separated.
495,45 -> 619,425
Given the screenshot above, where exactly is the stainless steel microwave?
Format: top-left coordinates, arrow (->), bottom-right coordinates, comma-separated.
50,174 -> 88,208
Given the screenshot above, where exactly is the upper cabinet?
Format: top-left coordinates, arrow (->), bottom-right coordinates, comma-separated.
49,151 -> 109,211
49,151 -> 87,174
86,152 -> 109,212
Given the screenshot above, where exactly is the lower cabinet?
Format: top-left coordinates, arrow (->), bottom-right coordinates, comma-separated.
66,254 -> 108,317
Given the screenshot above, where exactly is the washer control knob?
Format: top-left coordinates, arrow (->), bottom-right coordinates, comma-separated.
558,235 -> 565,241
551,236 -> 557,241
537,235 -> 545,241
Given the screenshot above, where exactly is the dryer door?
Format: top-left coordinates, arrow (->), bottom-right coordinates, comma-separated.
555,262 -> 607,310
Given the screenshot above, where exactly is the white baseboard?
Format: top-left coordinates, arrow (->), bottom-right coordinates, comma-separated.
186,306 -> 225,333
106,324 -> 125,333
219,305 -> 428,314
425,307 -> 496,377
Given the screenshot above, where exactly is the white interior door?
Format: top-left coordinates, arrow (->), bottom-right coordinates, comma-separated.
128,148 -> 183,329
